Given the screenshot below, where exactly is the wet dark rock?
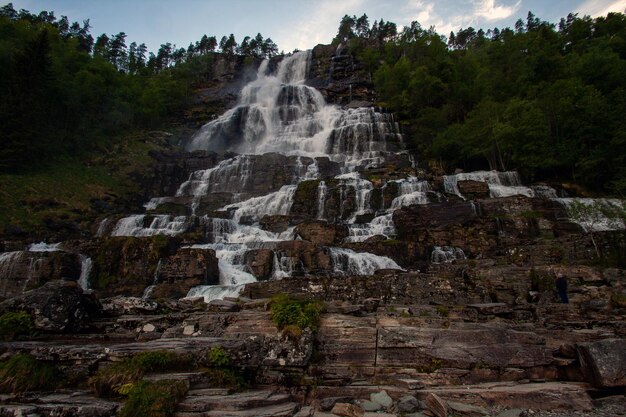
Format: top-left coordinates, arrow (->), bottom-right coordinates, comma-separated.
245,249 -> 275,281
577,339 -> 626,387
0,280 -> 101,333
100,296 -> 158,316
457,180 -> 490,199
260,215 -> 292,233
151,247 -> 219,299
295,221 -> 349,246
0,250 -> 82,300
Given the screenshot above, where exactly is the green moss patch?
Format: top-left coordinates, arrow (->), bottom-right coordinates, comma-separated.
0,354 -> 58,393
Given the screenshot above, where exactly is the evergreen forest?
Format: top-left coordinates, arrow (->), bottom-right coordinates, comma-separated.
1,3 -> 625,196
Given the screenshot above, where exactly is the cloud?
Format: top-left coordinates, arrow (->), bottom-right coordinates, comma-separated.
577,0 -> 626,16
473,0 -> 522,21
276,0 -> 364,52
402,0 -> 473,35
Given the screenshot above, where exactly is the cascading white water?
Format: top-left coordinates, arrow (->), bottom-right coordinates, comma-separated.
333,172 -> 374,221
316,181 -> 327,220
431,246 -> 466,264
28,242 -> 60,252
177,156 -> 254,197
329,247 -> 402,275
390,176 -> 431,208
78,255 -> 93,290
443,171 -> 535,199
186,51 -> 399,168
184,243 -> 257,302
105,50 -> 408,302
346,213 -> 396,242
225,185 -> 297,223
111,215 -> 190,237
272,254 -> 300,280
555,198 -> 625,231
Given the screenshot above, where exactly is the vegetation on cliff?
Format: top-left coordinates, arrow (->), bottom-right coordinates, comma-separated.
335,12 -> 626,195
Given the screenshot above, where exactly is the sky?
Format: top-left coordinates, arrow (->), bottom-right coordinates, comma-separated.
7,0 -> 626,53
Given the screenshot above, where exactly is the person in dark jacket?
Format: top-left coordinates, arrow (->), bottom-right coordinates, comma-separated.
555,273 -> 569,304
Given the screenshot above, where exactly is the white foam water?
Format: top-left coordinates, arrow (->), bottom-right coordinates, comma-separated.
556,198 -> 625,232
329,247 -> 401,275
186,51 -> 400,171
443,171 -> 534,199
431,246 -> 466,264
111,215 -> 190,237
28,242 -> 61,252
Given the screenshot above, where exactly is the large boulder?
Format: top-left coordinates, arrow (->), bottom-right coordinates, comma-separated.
245,249 -> 275,281
0,250 -> 82,300
151,247 -> 219,299
577,339 -> 626,388
295,221 -> 348,246
0,280 -> 101,333
88,236 -> 179,298
457,180 -> 490,199
273,241 -> 331,274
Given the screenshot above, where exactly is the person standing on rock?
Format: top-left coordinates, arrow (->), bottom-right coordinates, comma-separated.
555,273 -> 569,304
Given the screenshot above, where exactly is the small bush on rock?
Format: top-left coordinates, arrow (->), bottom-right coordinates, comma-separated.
0,311 -> 34,340
0,354 -> 58,393
207,346 -> 230,367
203,345 -> 247,391
89,351 -> 193,397
270,294 -> 323,332
118,380 -> 188,417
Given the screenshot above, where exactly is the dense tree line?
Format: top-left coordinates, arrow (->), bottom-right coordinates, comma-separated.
0,3 -> 279,172
336,12 -> 626,195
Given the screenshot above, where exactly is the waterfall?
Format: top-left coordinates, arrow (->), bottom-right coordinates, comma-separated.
185,51 -> 399,169
443,171 -> 535,199
346,213 -> 396,242
329,248 -> 401,275
225,185 -> 297,223
111,215 -> 190,237
78,255 -> 93,290
391,176 -> 431,208
271,254 -> 299,280
431,246 -> 466,264
184,243 -> 257,302
316,181 -> 327,220
555,198 -> 625,231
28,242 -> 60,252
106,49 -> 412,302
142,258 -> 162,299
335,172 -> 374,221
176,155 -> 254,197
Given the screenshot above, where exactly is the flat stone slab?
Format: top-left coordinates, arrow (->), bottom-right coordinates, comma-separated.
178,389 -> 291,412
0,392 -> 120,417
202,402 -> 298,417
466,303 -> 511,315
416,382 -> 593,411
376,325 -> 552,369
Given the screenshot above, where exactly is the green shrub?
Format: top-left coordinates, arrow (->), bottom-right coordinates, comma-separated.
89,351 -> 193,397
203,368 -> 247,391
530,268 -> 553,292
88,361 -> 144,397
207,346 -> 230,368
270,294 -> 323,332
203,346 -> 247,390
0,354 -> 58,393
118,380 -> 188,417
435,305 -> 449,317
611,292 -> 626,308
0,311 -> 34,340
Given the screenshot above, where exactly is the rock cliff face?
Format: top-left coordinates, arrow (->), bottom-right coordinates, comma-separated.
0,46 -> 625,416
